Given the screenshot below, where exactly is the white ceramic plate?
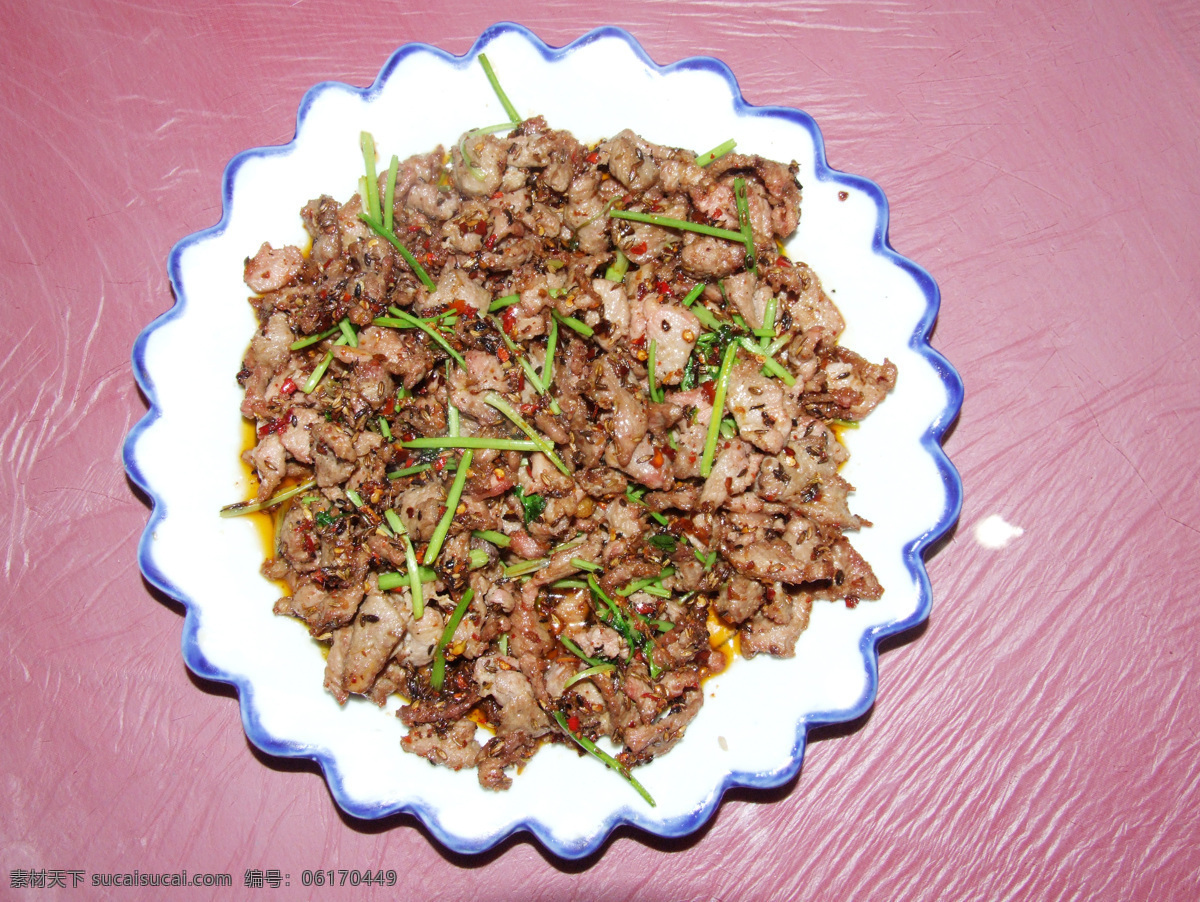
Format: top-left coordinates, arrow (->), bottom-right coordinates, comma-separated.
124,24 -> 962,858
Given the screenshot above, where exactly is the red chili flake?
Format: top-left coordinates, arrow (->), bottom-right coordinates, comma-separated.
844,595 -> 860,609
408,224 -> 422,232
701,380 -> 717,404
434,456 -> 446,473
473,220 -> 488,236
776,256 -> 792,267
279,377 -> 297,396
501,307 -> 519,336
652,447 -> 664,468
631,335 -> 647,350
662,445 -> 676,461
401,431 -> 416,443
449,298 -> 476,317
655,280 -> 671,295
484,233 -> 498,251
586,151 -> 600,164
497,347 -> 510,363
629,241 -> 648,255
567,714 -> 581,733
383,396 -> 396,416
648,202 -> 664,213
520,402 -> 537,415
491,191 -> 505,200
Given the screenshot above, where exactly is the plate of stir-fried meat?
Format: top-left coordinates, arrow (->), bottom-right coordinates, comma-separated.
125,25 -> 962,857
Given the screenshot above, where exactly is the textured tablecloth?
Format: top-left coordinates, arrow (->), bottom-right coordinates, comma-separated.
3,1 -> 1198,899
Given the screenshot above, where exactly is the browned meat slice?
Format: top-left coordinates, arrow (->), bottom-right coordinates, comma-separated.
401,720 -> 482,771
477,731 -> 541,792
274,581 -> 364,636
740,588 -> 813,658
244,242 -> 303,293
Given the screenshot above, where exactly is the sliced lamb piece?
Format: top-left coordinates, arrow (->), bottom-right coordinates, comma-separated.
698,439 -> 762,511
340,593 -> 407,695
401,720 -> 482,771
681,234 -> 746,278
416,262 -> 492,317
273,581 -> 364,636
715,574 -> 767,624
620,688 -> 704,761
724,361 -> 798,454
477,730 -> 541,792
322,626 -> 353,704
451,132 -> 507,196
739,588 -> 813,658
473,655 -> 552,737
641,298 -> 700,386
244,242 -> 303,294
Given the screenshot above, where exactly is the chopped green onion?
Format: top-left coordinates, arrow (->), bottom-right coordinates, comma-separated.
379,417 -> 393,441
690,302 -> 723,332
468,548 -> 491,569
383,154 -> 399,232
378,567 -> 438,590
617,567 -> 676,597
733,176 -> 757,272
570,557 -> 602,573
375,307 -> 466,368
542,316 -> 558,390
489,293 -> 520,312
219,478 -> 317,518
562,663 -> 616,691
424,449 -> 473,568
472,529 -> 511,548
551,310 -> 593,338
360,132 -> 381,222
610,209 -> 745,244
640,585 -> 671,599
388,463 -> 432,480
345,488 -> 364,508
605,248 -> 629,282
695,139 -> 736,167
478,53 -> 520,124
551,579 -> 588,589
402,529 -> 423,619
701,343 -> 738,477
289,324 -> 340,351
503,557 -> 547,578
338,318 -> 358,348
681,283 -> 705,307
301,332 -> 349,394
447,400 -> 460,438
694,548 -> 717,571
647,339 -> 662,403
552,710 -> 655,807
358,210 -> 436,291
482,393 -> 570,477
760,296 -> 778,348
737,337 -> 796,385
384,509 -> 405,535
431,588 -> 475,690
559,635 -> 608,667
400,436 -> 537,452
498,633 -> 508,656
634,609 -> 674,629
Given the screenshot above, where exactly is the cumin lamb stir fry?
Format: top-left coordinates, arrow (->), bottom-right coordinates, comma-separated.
234,116 -> 895,796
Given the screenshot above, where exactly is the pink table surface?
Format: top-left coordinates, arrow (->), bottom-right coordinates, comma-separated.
3,1 -> 1198,899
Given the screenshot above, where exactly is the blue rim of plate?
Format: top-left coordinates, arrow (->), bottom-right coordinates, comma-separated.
123,22 -> 964,860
